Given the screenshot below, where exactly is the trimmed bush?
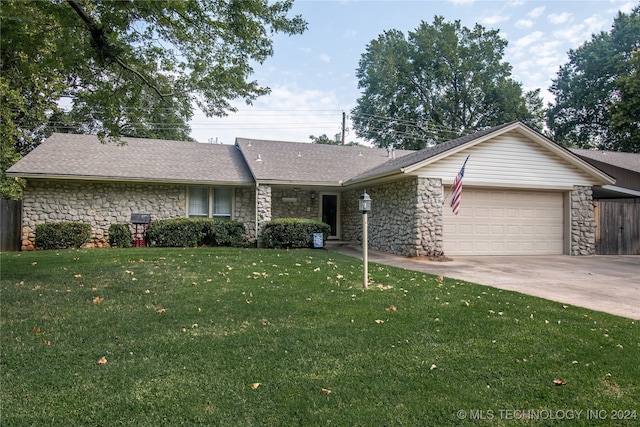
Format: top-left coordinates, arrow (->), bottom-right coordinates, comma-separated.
145,218 -> 247,248
35,222 -> 92,250
261,218 -> 331,249
108,223 -> 133,248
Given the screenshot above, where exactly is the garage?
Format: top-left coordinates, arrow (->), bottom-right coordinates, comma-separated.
443,187 -> 565,255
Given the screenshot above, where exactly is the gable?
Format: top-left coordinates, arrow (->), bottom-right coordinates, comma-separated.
412,130 -> 613,189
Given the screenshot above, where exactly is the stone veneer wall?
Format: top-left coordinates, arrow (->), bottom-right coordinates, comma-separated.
340,177 -> 444,257
271,188 -> 319,221
256,185 -> 272,239
21,180 -> 186,250
20,180 -> 257,250
233,187 -> 256,242
570,185 -> 596,255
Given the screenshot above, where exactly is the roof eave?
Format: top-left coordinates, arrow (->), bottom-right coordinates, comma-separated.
7,172 -> 254,186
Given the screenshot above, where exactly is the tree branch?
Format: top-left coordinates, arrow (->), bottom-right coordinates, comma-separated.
65,0 -> 177,100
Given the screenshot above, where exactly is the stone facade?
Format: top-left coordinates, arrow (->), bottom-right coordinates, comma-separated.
20,180 -> 256,250
570,185 -> 596,255
340,177 -> 444,257
256,184 -> 272,239
271,188 -> 319,221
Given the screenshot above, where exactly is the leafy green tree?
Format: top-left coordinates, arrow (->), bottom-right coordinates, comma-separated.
547,6 -> 639,152
309,134 -> 341,145
351,16 -> 543,150
610,50 -> 640,152
0,0 -> 306,198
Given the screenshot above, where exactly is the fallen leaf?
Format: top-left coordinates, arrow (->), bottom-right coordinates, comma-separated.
32,327 -> 41,333
375,319 -> 384,324
74,274 -> 82,278
181,327 -> 187,333
261,319 -> 268,326
320,388 -> 332,395
97,356 -> 107,365
92,297 -> 104,304
553,378 -> 566,386
436,275 -> 443,283
386,305 -> 397,311
248,383 -> 261,389
430,364 -> 437,370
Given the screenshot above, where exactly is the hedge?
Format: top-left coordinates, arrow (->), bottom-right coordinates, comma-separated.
145,218 -> 247,248
108,223 -> 133,248
35,222 -> 92,250
261,218 -> 331,249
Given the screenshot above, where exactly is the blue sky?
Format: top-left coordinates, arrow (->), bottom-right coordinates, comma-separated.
189,0 -> 636,145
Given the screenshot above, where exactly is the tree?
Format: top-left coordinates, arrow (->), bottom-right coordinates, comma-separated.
310,134 -> 341,145
0,0 -> 306,198
350,16 -> 543,150
547,6 -> 640,152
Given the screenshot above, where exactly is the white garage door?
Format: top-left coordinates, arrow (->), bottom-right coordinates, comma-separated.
443,188 -> 564,255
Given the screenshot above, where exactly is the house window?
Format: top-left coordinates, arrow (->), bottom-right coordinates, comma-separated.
213,187 -> 232,219
188,187 -> 233,219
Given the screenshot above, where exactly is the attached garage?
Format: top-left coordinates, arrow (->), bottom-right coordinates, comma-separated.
443,187 -> 565,255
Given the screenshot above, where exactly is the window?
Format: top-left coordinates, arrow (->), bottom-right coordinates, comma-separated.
188,187 -> 233,219
213,187 -> 232,219
189,187 -> 209,217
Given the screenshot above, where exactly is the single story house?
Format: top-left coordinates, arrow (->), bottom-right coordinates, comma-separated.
7,121 -> 615,256
570,149 -> 640,254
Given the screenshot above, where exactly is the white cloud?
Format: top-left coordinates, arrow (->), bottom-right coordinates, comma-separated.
515,19 -> 533,29
609,1 -> 635,14
513,31 -> 545,49
319,54 -> 331,63
448,0 -> 475,5
189,86 -> 348,144
548,12 -> 573,24
481,14 -> 510,26
527,6 -> 545,18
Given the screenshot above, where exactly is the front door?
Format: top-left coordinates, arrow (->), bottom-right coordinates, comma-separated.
321,194 -> 338,238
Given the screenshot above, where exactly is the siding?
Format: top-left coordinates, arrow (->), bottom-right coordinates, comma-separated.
414,131 -> 599,189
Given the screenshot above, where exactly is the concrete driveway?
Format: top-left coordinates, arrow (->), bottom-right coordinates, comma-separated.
325,243 -> 640,320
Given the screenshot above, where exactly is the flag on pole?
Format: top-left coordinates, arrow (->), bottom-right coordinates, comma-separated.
449,155 -> 469,215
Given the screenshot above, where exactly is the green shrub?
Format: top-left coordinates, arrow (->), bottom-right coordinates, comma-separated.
261,218 -> 331,249
108,223 -> 133,248
145,218 -> 247,248
35,222 -> 92,250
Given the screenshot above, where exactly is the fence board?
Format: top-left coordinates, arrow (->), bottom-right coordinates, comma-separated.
596,199 -> 640,255
1,200 -> 22,252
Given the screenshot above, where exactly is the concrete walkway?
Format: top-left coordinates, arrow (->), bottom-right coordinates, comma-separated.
325,242 -> 640,320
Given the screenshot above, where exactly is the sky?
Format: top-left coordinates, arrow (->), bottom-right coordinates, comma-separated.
189,0 -> 637,145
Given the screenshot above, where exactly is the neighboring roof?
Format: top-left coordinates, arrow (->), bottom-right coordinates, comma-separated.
570,149 -> 640,174
7,133 -> 254,184
235,137 -> 413,185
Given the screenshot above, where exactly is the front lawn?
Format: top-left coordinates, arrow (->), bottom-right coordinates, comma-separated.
1,248 -> 638,426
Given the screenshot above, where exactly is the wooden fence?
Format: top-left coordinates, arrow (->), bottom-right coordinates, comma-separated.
594,199 -> 640,255
1,200 -> 22,252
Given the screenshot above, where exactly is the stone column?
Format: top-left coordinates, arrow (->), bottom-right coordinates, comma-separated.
570,186 -> 596,255
256,184 -> 272,242
416,178 -> 444,257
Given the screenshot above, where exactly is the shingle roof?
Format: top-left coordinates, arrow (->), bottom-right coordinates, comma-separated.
570,149 -> 640,174
7,133 -> 254,184
346,122 -> 517,183
235,137 -> 413,184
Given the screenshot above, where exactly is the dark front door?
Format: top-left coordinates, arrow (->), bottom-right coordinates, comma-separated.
322,194 -> 338,238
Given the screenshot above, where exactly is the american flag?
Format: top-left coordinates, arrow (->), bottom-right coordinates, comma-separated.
450,155 -> 469,215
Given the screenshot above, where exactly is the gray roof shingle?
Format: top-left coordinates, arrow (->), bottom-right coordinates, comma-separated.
570,149 -> 640,174
7,133 -> 254,184
235,138 -> 413,184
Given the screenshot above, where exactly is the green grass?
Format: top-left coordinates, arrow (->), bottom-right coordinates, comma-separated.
1,248 -> 638,426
